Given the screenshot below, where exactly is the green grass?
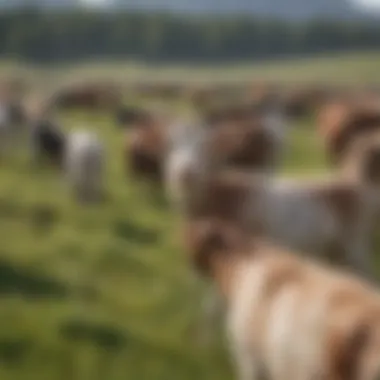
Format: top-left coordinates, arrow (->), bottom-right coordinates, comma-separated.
0,52 -> 376,379
0,102 -> 329,380
3,50 -> 380,87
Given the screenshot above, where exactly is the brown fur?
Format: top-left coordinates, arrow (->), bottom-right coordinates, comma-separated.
183,218 -> 380,380
51,82 -> 122,111
318,100 -> 380,165
327,317 -> 370,380
127,120 -> 167,182
207,120 -> 276,170
186,171 -> 252,222
183,219 -> 252,299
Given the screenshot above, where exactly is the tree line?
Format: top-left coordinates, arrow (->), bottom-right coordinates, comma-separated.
1,8 -> 380,63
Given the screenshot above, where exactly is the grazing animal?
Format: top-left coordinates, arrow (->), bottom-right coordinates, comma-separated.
179,170 -> 377,280
51,82 -> 121,112
165,108 -> 287,209
318,99 -> 380,165
177,168 -> 379,347
29,119 -> 67,167
64,130 -> 104,203
183,218 -> 380,380
126,111 -> 169,183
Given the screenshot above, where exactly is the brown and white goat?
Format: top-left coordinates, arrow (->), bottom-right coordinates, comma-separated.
165,106 -> 287,208
184,219 -> 380,380
180,170 -> 378,280
318,99 -> 380,165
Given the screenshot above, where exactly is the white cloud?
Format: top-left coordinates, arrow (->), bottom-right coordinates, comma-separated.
79,0 -> 110,7
353,0 -> 380,9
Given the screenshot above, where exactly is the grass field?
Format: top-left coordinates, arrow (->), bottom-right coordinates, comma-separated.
3,50 -> 380,87
0,52 -> 373,380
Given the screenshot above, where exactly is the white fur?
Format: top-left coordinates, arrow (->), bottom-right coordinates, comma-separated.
200,174 -> 376,348
164,114 -> 287,210
251,177 -> 338,255
64,130 -> 104,202
238,174 -> 375,278
164,123 -> 210,209
227,262 -> 268,380
224,253 -> 378,380
190,172 -> 376,350
265,285 -> 299,380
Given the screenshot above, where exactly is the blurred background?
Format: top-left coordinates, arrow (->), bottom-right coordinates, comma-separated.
0,0 -> 379,380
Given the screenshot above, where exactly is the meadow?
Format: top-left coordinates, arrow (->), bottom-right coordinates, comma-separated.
0,51 -> 376,380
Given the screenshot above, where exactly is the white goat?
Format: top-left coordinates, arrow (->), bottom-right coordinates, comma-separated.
64,130 -> 104,203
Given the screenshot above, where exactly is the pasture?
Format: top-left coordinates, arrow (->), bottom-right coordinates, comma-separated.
3,50 -> 380,87
0,52 -> 377,380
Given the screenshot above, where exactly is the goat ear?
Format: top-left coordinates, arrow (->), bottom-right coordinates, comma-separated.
200,219 -> 250,250
184,219 -> 249,276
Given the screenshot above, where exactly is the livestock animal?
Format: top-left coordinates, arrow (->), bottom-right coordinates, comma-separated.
50,82 -> 121,112
29,118 -> 104,203
318,98 -> 380,165
165,107 -> 287,208
126,111 -> 168,183
183,218 -> 380,380
29,118 -> 67,167
64,130 -> 104,203
177,169 -> 378,280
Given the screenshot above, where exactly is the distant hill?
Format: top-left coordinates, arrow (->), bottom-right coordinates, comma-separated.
0,0 -> 77,9
0,0 -> 375,20
111,0 -> 359,19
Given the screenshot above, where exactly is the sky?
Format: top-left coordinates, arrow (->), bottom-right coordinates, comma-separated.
79,0 -> 110,7
78,0 -> 380,10
355,0 -> 380,8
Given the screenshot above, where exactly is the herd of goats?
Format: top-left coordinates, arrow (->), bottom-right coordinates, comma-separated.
3,78 -> 380,379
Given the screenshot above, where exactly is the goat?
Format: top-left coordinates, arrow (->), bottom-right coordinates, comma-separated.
126,111 -> 168,183
164,106 -> 287,209
318,99 -> 380,165
184,218 -> 380,380
29,118 -> 67,168
179,169 -> 379,348
181,170 -> 377,280
51,82 -> 121,112
64,130 -> 104,203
